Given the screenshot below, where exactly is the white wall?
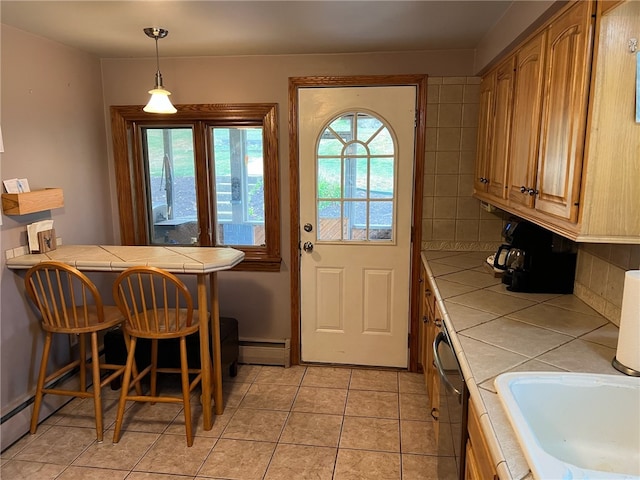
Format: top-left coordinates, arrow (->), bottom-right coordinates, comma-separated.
1,25 -> 112,448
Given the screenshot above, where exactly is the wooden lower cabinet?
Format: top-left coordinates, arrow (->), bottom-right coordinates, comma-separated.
421,270 -> 437,397
465,398 -> 498,480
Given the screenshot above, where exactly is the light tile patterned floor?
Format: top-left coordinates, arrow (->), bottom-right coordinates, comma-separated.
1,365 -> 453,479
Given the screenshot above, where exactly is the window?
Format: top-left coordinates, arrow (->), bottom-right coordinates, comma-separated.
316,112 -> 396,242
111,104 -> 281,271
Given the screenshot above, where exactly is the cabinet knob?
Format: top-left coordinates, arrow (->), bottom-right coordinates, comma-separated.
434,318 -> 443,328
520,186 -> 527,193
431,407 -> 439,421
527,188 -> 538,196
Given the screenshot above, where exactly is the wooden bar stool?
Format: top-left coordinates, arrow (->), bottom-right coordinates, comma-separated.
24,261 -> 133,442
111,266 -> 210,446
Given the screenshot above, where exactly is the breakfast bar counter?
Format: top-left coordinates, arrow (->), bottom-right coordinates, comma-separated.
6,244 -> 245,430
421,250 -> 623,480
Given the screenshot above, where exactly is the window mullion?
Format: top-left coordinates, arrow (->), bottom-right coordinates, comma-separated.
194,121 -> 212,246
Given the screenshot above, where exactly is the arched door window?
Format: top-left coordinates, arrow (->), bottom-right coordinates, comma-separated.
316,111 -> 396,242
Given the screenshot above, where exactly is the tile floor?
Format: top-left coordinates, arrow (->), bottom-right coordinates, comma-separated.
1,365 -> 453,479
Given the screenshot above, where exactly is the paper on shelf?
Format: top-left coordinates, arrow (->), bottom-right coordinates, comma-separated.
27,220 -> 54,253
3,178 -> 30,193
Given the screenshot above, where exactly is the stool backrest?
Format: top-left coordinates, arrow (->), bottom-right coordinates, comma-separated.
112,266 -> 194,337
25,261 -> 105,330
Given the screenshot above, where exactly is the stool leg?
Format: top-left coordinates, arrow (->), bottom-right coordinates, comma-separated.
78,333 -> 87,392
89,332 -> 104,442
179,336 -> 193,446
113,337 -> 137,444
123,331 -> 143,396
150,339 -> 158,402
30,332 -> 53,434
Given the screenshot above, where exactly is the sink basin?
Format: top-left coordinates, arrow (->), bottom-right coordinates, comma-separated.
495,372 -> 640,480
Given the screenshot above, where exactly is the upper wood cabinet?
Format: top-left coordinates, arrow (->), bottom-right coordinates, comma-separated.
474,0 -> 639,243
474,72 -> 495,193
488,56 -> 516,199
474,56 -> 515,199
579,0 -> 640,241
535,0 -> 593,222
508,31 -> 547,207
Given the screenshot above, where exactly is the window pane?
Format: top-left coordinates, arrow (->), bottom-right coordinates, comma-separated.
318,158 -> 341,199
212,127 -> 265,246
143,127 -> 198,245
318,201 -> 341,240
329,115 -> 354,143
356,114 -> 384,142
371,157 -> 394,199
318,136 -> 344,155
343,200 -> 367,241
369,201 -> 393,240
344,157 -> 368,199
367,127 -> 394,155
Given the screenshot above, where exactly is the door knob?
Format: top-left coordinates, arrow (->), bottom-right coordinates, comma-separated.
303,241 -> 314,253
303,223 -> 313,232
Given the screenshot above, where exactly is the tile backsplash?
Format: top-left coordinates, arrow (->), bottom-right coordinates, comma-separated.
574,244 -> 640,325
422,76 -> 506,251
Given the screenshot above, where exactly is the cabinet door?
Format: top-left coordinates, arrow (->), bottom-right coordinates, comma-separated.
418,264 -> 428,377
474,71 -> 496,193
466,399 -> 499,480
423,276 -> 437,398
487,56 -> 515,199
535,0 -> 594,221
508,31 -> 547,207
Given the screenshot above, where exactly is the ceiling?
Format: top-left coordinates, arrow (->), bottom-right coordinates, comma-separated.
1,1 -> 514,59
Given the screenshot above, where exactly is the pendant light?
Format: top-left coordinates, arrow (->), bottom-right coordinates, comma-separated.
143,27 -> 177,114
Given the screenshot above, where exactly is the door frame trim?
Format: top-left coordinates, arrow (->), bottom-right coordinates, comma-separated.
288,75 -> 428,371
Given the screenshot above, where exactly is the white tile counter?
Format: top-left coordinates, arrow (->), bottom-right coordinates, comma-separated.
422,250 -> 623,480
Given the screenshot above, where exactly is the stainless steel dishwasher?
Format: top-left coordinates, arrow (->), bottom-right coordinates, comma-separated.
433,323 -> 469,480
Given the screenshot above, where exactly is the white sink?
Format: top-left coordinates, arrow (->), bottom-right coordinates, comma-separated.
495,372 -> 640,480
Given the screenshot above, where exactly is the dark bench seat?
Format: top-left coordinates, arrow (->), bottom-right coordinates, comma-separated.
104,316 -> 239,389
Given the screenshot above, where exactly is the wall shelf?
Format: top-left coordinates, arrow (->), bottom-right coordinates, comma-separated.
2,188 -> 64,215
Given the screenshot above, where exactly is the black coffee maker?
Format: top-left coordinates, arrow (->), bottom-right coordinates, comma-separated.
501,220 -> 577,293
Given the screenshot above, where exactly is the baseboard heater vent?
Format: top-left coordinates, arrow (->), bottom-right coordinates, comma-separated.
239,338 -> 290,367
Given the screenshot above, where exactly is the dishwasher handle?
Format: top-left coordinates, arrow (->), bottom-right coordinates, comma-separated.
433,331 -> 462,398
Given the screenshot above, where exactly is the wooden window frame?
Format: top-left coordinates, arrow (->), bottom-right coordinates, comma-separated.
111,104 -> 281,272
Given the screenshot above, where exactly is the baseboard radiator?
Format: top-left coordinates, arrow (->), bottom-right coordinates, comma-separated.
1,374 -> 79,453
239,338 -> 291,367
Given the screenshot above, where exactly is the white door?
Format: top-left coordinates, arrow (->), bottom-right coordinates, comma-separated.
299,86 -> 416,367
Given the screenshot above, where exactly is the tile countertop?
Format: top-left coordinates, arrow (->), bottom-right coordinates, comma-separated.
421,250 -> 623,480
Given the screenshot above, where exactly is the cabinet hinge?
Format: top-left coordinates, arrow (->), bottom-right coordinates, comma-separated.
408,333 -> 411,347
